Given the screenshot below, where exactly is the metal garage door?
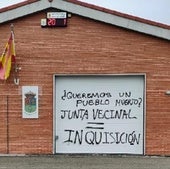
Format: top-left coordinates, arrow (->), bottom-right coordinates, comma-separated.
54,74 -> 145,155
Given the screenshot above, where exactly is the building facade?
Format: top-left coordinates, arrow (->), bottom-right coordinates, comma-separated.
0,0 -> 170,155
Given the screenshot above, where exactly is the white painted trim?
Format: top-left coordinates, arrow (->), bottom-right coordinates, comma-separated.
0,1 -> 49,23
53,74 -> 57,154
0,0 -> 170,40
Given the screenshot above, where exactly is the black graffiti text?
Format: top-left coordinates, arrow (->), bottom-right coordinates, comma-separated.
61,109 -> 88,120
61,90 -> 112,100
115,98 -> 142,107
119,92 -> 131,98
76,99 -> 110,107
64,129 -> 141,146
92,109 -> 137,120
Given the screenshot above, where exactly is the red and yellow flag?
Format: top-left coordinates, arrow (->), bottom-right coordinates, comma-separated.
0,31 -> 16,80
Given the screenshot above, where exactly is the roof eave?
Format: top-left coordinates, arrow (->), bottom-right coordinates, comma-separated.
0,0 -> 170,40
0,0 -> 50,23
56,0 -> 170,40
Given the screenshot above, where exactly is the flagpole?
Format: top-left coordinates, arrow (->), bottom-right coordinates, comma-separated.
10,24 -> 20,85
10,23 -> 14,32
6,95 -> 9,154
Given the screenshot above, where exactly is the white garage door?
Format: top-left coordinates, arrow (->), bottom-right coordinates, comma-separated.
54,75 -> 145,155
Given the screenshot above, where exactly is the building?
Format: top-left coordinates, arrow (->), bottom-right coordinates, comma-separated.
0,0 -> 170,155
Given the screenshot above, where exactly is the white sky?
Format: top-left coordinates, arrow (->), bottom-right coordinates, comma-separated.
0,0 -> 26,8
79,0 -> 170,25
0,0 -> 170,25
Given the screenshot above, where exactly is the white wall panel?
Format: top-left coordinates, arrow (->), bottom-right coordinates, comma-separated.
54,75 -> 145,154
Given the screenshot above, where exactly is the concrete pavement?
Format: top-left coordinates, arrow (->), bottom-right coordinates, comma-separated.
0,155 -> 169,169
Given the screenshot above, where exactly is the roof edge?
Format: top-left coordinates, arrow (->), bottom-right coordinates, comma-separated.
0,0 -> 170,40
0,0 -> 40,13
66,0 -> 170,30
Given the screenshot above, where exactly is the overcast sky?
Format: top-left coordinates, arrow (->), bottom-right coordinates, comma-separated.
0,0 -> 25,8
79,0 -> 170,25
0,0 -> 170,25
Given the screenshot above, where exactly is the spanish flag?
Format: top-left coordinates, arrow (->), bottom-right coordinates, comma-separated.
0,31 -> 16,80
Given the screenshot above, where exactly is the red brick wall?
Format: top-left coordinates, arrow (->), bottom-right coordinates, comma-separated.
0,11 -> 170,155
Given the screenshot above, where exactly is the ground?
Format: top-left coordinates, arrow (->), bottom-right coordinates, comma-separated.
0,155 -> 169,169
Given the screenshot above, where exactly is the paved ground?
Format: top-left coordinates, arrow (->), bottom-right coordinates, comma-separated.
0,155 -> 169,169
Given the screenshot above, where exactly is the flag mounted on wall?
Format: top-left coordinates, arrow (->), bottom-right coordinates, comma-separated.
0,29 -> 16,80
